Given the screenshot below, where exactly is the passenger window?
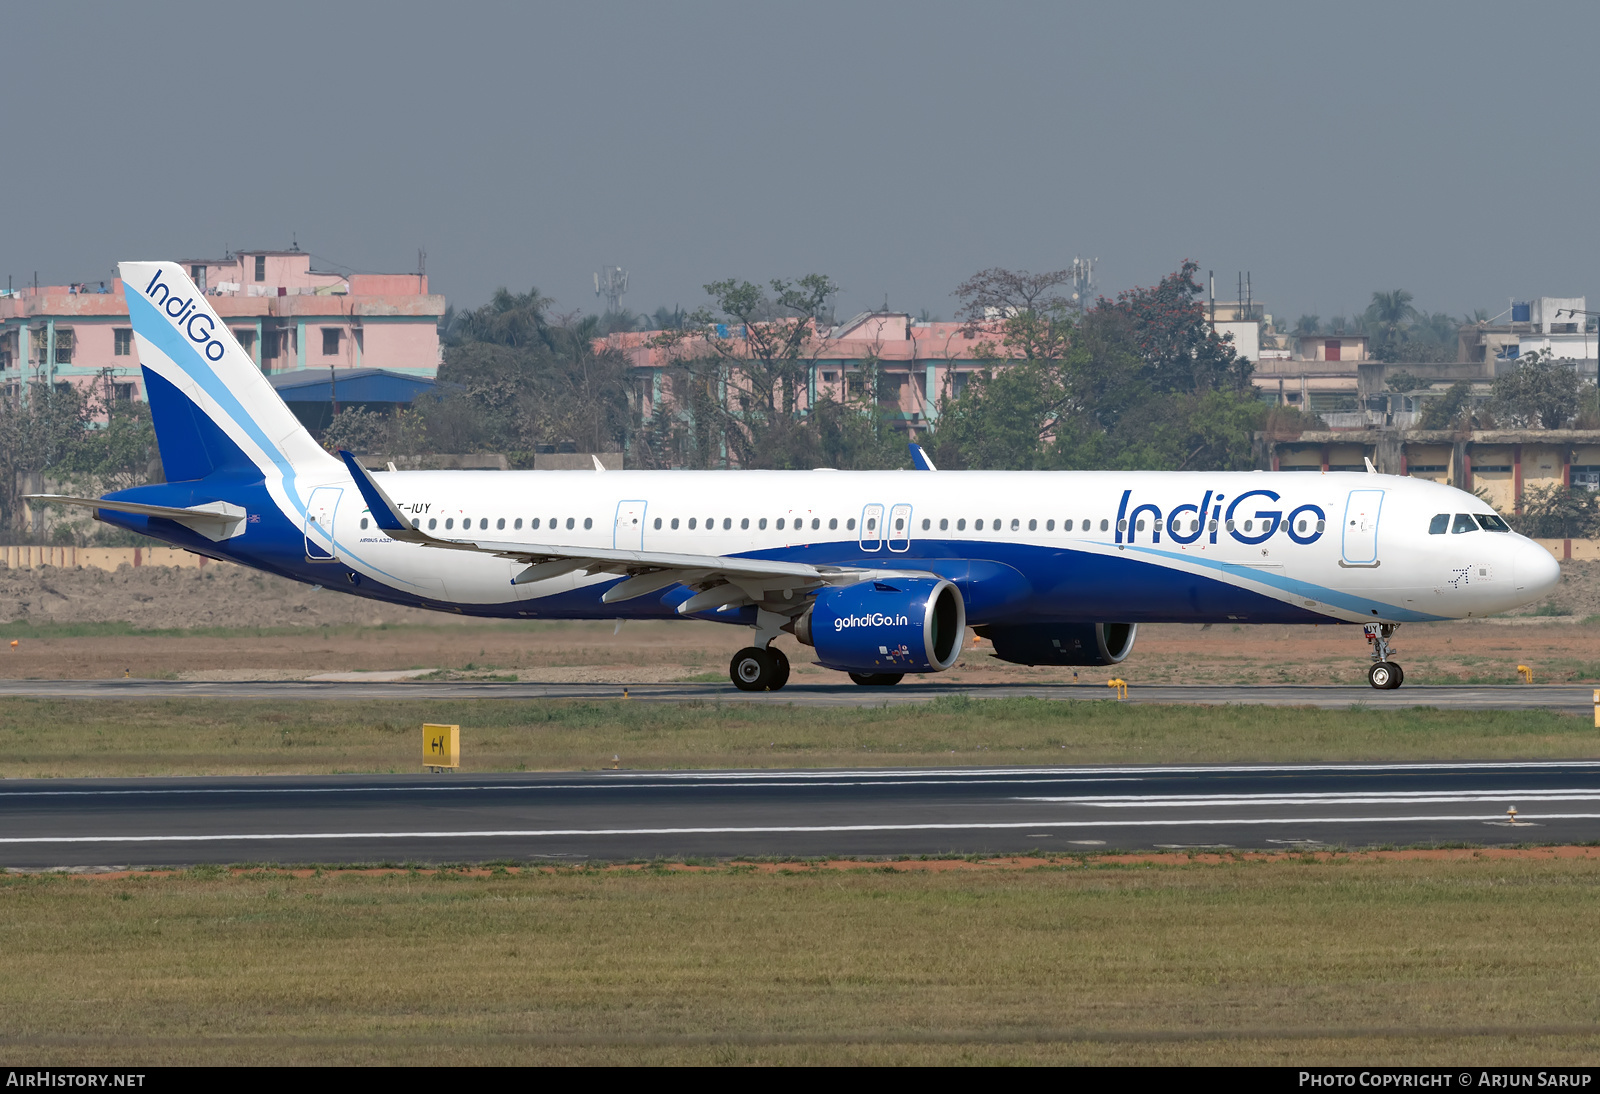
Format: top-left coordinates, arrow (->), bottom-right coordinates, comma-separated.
813,518 -> 821,530
775,518 -> 784,530
828,517 -> 837,530
1117,519 -> 1127,532
360,517 -> 369,529
1428,514 -> 1449,535
445,518 -> 454,530
1316,520 -> 1325,532
867,518 -> 877,532
530,518 -> 540,530
1476,514 -> 1510,532
723,518 -> 732,530
497,518 -> 505,530
1136,520 -> 1146,532
1046,519 -> 1055,531
671,517 -> 680,530
1028,519 -> 1036,531
894,518 -> 904,531
688,518 -> 697,530
429,518 -> 437,530
1225,519 -> 1234,531
758,518 -> 767,530
1063,519 -> 1073,531
1208,519 -> 1217,531
1154,520 -> 1163,532
566,518 -> 575,530
1451,513 -> 1477,534
956,518 -> 966,531
991,517 -> 999,529
847,518 -> 856,530
1298,520 -> 1307,533
654,517 -> 662,530
975,519 -> 984,531
741,517 -> 749,530
411,519 -> 420,529
515,518 -> 523,530
921,518 -> 931,531
1099,519 -> 1109,532
584,517 -> 592,530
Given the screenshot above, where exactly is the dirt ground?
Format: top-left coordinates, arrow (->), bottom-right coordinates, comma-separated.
4,560 -> 1600,686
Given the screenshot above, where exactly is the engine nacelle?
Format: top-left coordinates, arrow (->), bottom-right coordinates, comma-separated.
795,578 -> 966,674
976,622 -> 1137,666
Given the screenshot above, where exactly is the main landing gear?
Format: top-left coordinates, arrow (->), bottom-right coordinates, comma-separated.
730,646 -> 791,692
1365,623 -> 1404,690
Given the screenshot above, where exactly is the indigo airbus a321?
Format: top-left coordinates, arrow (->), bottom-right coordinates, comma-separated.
31,262 -> 1561,692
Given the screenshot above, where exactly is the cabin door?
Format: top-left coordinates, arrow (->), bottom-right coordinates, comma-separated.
304,487 -> 342,562
887,503 -> 913,552
614,500 -> 647,550
859,503 -> 884,552
1341,489 -> 1384,565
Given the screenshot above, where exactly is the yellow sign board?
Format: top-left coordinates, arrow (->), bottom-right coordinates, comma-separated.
424,723 -> 460,770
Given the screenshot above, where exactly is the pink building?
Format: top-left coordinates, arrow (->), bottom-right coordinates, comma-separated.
0,247 -> 446,407
605,311 -> 1020,435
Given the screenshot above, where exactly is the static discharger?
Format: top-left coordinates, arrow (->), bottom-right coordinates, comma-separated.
1518,664 -> 1534,684
424,723 -> 459,772
1107,678 -> 1128,700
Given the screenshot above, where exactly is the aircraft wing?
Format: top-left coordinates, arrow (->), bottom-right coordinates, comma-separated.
337,452 -> 935,614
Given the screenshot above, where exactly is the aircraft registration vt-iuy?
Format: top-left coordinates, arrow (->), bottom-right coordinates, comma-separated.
31,262 -> 1561,691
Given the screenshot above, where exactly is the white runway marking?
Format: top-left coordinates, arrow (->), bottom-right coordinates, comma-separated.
3,813 -> 1597,844
1017,789 -> 1600,807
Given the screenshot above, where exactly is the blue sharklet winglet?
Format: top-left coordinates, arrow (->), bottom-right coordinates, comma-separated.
908,443 -> 938,471
339,450 -> 425,541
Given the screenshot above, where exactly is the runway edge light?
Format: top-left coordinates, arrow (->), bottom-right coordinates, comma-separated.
424,724 -> 460,772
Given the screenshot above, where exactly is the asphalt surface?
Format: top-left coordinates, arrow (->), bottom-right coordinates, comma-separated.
3,761 -> 1597,867
0,678 -> 1596,714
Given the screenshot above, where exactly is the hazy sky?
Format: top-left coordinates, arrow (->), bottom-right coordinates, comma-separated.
7,1 -> 1599,326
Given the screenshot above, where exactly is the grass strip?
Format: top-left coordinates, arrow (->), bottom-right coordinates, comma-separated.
0,695 -> 1595,777
3,855 -> 1598,1065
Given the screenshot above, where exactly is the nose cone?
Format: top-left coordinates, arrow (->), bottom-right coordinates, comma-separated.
1517,541 -> 1561,603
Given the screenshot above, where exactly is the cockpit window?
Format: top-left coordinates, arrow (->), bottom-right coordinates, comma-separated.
1475,513 -> 1511,532
1451,513 -> 1478,534
1428,514 -> 1449,535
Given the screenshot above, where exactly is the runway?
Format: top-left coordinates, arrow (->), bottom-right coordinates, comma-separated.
4,760 -> 1598,867
0,678 -> 1595,714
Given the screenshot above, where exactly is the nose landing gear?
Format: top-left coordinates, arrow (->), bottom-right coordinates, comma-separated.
1364,623 -> 1404,689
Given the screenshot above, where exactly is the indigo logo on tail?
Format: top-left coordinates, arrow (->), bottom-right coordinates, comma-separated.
143,270 -> 227,362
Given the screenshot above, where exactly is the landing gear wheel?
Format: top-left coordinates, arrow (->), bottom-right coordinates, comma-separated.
768,647 -> 791,690
730,647 -> 775,692
1367,661 -> 1402,690
848,672 -> 905,686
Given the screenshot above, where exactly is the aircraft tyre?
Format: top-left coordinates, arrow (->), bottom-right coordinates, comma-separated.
768,647 -> 791,690
1367,661 -> 1402,690
848,672 -> 905,686
730,647 -> 775,692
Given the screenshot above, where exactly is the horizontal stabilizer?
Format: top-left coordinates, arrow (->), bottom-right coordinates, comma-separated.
25,495 -> 247,542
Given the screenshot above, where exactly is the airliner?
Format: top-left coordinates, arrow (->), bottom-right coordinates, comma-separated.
30,262 -> 1561,692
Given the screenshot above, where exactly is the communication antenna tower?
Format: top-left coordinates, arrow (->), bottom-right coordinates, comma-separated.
1068,256 -> 1097,308
595,266 -> 628,314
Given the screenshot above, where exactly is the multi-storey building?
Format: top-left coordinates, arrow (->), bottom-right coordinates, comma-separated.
0,247 -> 446,407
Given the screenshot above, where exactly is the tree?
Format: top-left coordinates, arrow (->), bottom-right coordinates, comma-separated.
1096,260 -> 1253,394
1518,483 -> 1600,538
1385,370 -> 1428,393
1365,289 -> 1418,358
1490,349 -> 1580,429
1419,380 -> 1473,429
1294,315 -> 1321,335
653,274 -> 841,468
